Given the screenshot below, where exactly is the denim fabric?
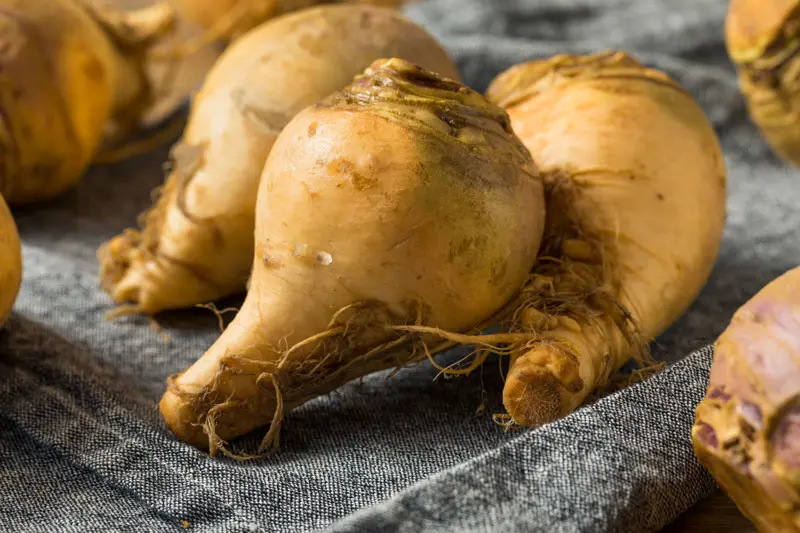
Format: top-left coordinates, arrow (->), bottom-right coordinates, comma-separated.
2,0 -> 797,531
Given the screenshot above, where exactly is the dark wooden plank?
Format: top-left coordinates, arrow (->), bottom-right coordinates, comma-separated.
662,491 -> 756,532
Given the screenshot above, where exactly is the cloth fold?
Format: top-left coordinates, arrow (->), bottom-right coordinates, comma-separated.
1,0 -> 798,531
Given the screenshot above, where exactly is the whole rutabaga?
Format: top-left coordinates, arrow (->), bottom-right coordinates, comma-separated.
693,266 -> 800,533
0,195 -> 21,328
485,52 -> 727,427
167,0 -> 410,43
159,58 -> 546,457
726,0 -> 800,165
0,0 -> 174,205
98,5 -> 460,316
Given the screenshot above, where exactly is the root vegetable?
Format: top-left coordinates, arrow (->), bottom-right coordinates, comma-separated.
485,51 -> 727,426
0,194 -> 21,328
159,58 -> 545,456
167,0 -> 411,44
692,266 -> 800,533
0,0 -> 174,205
726,0 -> 800,165
98,5 -> 460,316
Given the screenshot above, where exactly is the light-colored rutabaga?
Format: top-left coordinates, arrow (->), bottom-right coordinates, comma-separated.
693,266 -> 800,533
485,52 -> 727,426
0,195 -> 21,328
159,58 -> 545,456
0,0 -> 173,205
167,0 -> 410,43
98,5 -> 460,315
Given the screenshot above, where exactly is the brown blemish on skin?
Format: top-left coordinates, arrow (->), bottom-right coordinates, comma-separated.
327,157 -> 376,190
448,235 -> 489,262
359,11 -> 374,30
656,193 -> 665,200
490,260 -> 509,285
259,246 -> 279,268
388,63 -> 463,92
297,32 -> 324,55
82,56 -> 106,84
435,109 -> 467,133
302,181 -> 318,199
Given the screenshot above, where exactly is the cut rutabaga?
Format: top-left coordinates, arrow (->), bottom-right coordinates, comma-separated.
98,5 -> 460,316
0,195 -> 21,328
726,0 -> 800,165
159,58 -> 545,456
692,266 -> 800,533
485,51 -> 727,426
0,0 -> 174,205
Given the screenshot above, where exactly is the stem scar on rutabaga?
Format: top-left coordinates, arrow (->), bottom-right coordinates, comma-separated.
98,5 -> 460,317
159,58 -> 546,458
0,0 -> 174,205
0,195 -> 21,329
692,265 -> 800,533
482,51 -> 727,427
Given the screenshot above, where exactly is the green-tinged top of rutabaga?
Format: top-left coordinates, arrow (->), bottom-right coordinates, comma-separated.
319,57 -> 535,171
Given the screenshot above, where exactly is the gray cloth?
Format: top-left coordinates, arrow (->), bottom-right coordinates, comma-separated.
1,0 -> 797,531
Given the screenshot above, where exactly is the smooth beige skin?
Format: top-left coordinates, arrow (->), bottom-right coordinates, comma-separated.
167,0 -> 407,41
100,5 -> 460,315
0,196 -> 21,327
0,0 -> 171,205
487,53 -> 727,425
159,60 -> 545,452
693,265 -> 800,533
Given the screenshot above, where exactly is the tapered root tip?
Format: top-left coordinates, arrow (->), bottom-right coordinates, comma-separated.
97,231 -> 161,315
503,368 -> 562,426
98,231 -> 139,293
159,388 -> 211,451
97,230 -> 217,316
502,348 -> 585,427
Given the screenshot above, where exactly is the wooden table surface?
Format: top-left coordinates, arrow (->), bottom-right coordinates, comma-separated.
663,491 -> 756,532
